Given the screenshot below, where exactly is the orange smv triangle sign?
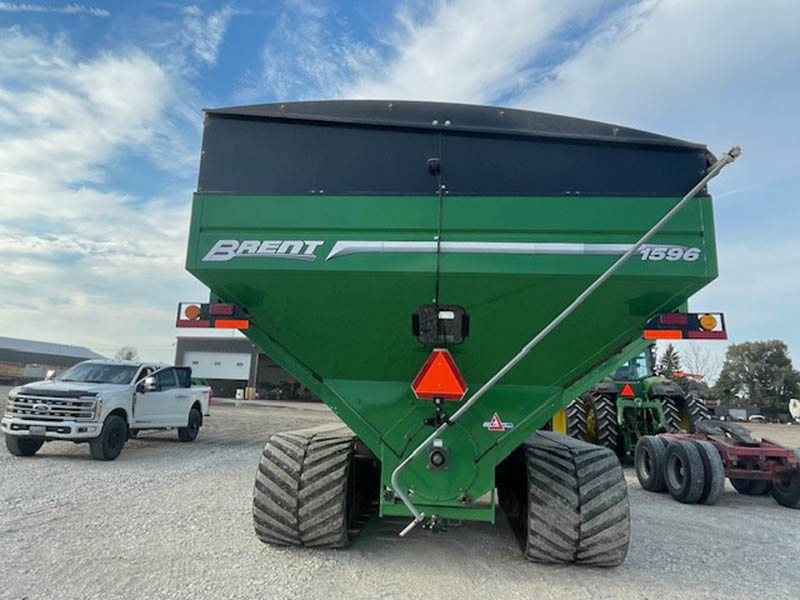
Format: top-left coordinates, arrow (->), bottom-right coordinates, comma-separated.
620,383 -> 635,398
411,349 -> 468,401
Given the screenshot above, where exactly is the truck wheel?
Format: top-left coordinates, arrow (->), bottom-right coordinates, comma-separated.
517,431 -> 630,567
253,424 -> 358,548
770,451 -> 800,508
89,415 -> 127,461
634,435 -> 667,492
566,392 -> 618,453
5,435 -> 44,457
730,478 -> 769,495
693,440 -> 725,505
663,440 -> 705,503
178,408 -> 202,442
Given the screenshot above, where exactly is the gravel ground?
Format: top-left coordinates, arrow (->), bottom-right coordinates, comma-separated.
1,386 -> 799,600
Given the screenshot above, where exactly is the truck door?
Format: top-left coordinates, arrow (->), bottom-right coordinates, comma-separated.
135,368 -> 181,426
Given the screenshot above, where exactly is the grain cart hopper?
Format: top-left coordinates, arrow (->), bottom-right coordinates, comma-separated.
179,100 -> 738,566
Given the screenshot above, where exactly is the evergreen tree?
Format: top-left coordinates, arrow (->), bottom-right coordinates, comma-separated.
657,344 -> 681,376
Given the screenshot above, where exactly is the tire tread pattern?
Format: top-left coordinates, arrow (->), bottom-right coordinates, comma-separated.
253,424 -> 354,548
523,431 -> 630,567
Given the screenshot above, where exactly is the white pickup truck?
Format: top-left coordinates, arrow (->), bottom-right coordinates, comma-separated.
1,359 -> 211,460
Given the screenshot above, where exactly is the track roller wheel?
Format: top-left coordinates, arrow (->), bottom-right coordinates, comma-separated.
498,431 -> 630,567
634,435 -> 667,492
693,440 -> 725,505
253,423 -> 375,548
663,440 -> 705,503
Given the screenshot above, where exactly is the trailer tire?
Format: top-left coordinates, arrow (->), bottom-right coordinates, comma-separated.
664,440 -> 705,503
770,450 -> 800,508
521,432 -> 629,567
634,436 -> 667,492
89,415 -> 127,461
693,440 -> 725,505
566,392 -> 618,453
730,478 -> 770,496
253,424 -> 358,548
5,435 -> 44,457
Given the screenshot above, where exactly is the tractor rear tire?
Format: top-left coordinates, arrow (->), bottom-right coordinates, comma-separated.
663,440 -> 705,503
730,478 -> 770,496
684,393 -> 710,432
659,393 -> 709,433
634,435 -> 667,492
566,392 -> 619,453
770,450 -> 800,508
658,396 -> 684,433
253,424 -> 364,548
693,440 -> 725,505
519,431 -> 630,567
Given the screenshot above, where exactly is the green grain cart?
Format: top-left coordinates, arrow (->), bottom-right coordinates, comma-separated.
179,100 -> 738,566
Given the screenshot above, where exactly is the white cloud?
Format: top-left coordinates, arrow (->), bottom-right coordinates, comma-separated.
0,28 -> 206,362
0,2 -> 109,17
237,0 -> 381,102
181,3 -> 241,67
346,0 -> 612,103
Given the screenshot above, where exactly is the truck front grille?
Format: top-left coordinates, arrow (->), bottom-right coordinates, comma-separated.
6,394 -> 98,421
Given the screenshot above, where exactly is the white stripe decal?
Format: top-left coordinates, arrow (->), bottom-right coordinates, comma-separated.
325,241 -> 635,261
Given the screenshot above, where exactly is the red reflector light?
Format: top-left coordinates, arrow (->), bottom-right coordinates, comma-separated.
209,303 -> 235,316
411,349 -> 468,401
659,313 -> 689,326
621,384 -> 635,398
214,319 -> 249,329
687,330 -> 727,339
176,319 -> 211,328
644,330 -> 683,340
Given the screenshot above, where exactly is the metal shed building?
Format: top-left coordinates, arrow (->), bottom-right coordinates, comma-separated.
174,336 -> 318,401
0,336 -> 104,384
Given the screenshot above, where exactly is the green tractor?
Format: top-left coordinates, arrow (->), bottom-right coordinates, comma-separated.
563,344 -> 710,455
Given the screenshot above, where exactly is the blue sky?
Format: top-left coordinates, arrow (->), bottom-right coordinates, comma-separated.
1,0 -> 798,376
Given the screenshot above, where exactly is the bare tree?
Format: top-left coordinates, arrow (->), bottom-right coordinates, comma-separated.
681,343 -> 723,383
114,345 -> 140,361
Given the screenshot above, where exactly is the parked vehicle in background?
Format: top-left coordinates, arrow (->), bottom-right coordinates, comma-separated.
748,414 -> 766,423
790,399 -> 800,424
1,360 -> 210,460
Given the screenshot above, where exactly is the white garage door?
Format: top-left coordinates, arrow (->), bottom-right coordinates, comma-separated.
182,351 -> 251,380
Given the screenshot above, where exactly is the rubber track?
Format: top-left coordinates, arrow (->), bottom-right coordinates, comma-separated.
524,431 -> 630,567
253,424 -> 354,548
566,392 -> 618,453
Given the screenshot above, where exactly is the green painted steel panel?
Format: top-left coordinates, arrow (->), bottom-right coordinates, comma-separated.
186,191 -> 718,517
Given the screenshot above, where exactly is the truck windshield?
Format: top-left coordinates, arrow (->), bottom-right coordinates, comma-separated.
57,363 -> 139,385
612,353 -> 651,381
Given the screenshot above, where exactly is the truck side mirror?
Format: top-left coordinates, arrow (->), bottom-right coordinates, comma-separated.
141,376 -> 158,393
45,369 -> 56,381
